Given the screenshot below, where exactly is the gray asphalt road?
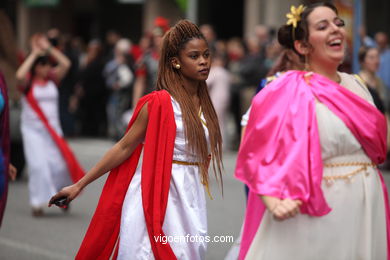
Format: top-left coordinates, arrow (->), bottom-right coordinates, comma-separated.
1,138 -> 389,259
0,138 -> 246,260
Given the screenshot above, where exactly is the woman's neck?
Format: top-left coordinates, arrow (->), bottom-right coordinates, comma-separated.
34,75 -> 47,82
310,62 -> 340,83
182,79 -> 201,108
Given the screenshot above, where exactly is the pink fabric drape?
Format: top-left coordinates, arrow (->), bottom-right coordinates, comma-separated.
235,70 -> 388,259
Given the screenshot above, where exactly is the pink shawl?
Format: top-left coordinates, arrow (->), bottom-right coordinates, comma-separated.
235,70 -> 388,259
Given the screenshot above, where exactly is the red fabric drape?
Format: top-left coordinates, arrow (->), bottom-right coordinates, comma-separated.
25,84 -> 84,183
76,90 -> 177,259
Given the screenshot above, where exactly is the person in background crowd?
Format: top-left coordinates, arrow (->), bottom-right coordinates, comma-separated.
206,52 -> 231,148
375,32 -> 390,91
49,20 -> 223,260
226,37 -> 246,149
103,38 -> 135,140
132,17 -> 169,107
16,34 -> 84,216
75,39 -> 107,137
236,3 -> 389,259
200,24 -> 217,54
359,25 -> 376,48
358,46 -> 386,113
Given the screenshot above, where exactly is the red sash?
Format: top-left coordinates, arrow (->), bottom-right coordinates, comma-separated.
76,90 -> 177,259
25,83 -> 84,183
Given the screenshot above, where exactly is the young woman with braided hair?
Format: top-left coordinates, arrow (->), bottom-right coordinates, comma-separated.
235,2 -> 389,259
49,19 -> 223,259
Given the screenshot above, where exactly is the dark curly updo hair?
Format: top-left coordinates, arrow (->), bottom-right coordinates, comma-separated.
278,2 -> 338,59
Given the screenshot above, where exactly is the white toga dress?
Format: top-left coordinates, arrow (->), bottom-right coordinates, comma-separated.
21,81 -> 72,208
245,72 -> 388,260
118,98 -> 208,260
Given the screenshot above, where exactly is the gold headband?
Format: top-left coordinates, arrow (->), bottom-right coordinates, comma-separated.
286,5 -> 305,40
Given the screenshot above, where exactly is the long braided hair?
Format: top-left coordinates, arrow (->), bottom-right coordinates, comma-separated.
156,19 -> 223,193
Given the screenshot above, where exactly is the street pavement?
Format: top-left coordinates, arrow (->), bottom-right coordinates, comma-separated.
0,138 -> 246,260
0,137 -> 389,260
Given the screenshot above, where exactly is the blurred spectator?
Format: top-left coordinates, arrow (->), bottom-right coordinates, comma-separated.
375,32 -> 390,90
132,17 -> 169,107
254,24 -> 271,57
103,38 -> 135,140
358,47 -> 386,113
76,39 -> 107,137
226,37 -> 246,148
49,30 -> 81,137
263,38 -> 283,72
359,25 -> 376,48
200,24 -> 217,54
104,30 -> 122,62
206,53 -> 231,148
240,35 -> 267,117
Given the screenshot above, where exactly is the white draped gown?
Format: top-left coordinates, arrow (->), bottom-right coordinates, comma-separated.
245,72 -> 388,260
118,97 -> 208,260
21,80 -> 72,208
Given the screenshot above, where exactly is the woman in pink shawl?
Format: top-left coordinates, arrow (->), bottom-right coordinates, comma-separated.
235,2 -> 389,260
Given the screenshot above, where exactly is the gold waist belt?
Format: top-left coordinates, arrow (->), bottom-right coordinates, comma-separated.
172,160 -> 200,166
323,162 -> 377,185
171,159 -> 213,200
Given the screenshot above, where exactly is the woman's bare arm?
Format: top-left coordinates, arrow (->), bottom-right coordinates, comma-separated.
49,103 -> 149,206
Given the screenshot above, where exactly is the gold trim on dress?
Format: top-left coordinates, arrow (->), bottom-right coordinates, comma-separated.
323,162 -> 376,186
172,159 -> 213,199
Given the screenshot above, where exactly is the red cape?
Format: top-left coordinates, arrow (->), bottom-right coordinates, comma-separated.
76,90 -> 177,260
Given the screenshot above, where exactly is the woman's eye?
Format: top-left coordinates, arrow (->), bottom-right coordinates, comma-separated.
190,55 -> 198,59
318,24 -> 327,30
335,19 -> 345,27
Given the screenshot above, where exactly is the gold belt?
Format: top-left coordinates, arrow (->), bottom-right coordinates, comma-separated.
172,160 -> 200,166
171,159 -> 214,200
323,162 -> 376,185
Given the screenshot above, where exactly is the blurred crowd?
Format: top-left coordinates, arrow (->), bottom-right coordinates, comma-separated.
1,12 -> 390,176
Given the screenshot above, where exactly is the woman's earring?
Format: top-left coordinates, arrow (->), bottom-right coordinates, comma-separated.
175,64 -> 181,69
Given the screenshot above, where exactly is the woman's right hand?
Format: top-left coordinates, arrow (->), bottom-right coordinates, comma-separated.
261,195 -> 302,221
48,183 -> 82,207
30,34 -> 44,55
271,198 -> 302,221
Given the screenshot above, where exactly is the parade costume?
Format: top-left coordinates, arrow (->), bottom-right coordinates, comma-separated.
0,72 -> 10,226
77,90 -> 208,260
235,70 -> 389,259
21,77 -> 83,208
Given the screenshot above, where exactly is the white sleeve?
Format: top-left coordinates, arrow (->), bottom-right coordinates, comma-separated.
241,106 -> 252,127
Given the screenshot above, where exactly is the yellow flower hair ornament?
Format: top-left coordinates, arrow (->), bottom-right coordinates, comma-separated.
286,5 -> 306,28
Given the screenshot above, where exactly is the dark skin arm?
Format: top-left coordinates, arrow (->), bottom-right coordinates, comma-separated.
48,103 -> 149,206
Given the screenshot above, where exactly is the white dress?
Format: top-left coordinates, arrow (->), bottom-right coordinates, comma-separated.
118,98 -> 208,260
21,81 -> 72,208
245,72 -> 388,260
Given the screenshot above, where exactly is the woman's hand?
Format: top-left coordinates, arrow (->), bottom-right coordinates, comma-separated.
8,164 -> 17,181
48,183 -> 82,207
271,199 -> 302,221
30,34 -> 44,55
261,195 -> 302,221
36,35 -> 52,52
